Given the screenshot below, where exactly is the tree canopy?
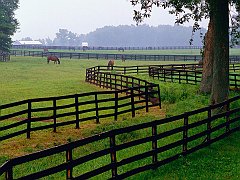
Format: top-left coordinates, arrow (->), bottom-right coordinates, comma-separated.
130,0 -> 240,105
0,0 -> 19,52
131,0 -> 240,46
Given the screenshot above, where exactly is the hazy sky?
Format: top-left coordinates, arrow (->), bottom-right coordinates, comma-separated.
13,0 -> 208,40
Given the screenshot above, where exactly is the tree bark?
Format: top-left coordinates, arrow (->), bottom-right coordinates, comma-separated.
200,17 -> 214,93
210,0 -> 229,105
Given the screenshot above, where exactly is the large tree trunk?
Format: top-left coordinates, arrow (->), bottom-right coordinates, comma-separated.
200,17 -> 214,93
210,0 -> 229,105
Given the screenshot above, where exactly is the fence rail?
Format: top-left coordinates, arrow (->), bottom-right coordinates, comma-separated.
85,63 -> 240,90
1,96 -> 239,179
0,73 -> 160,142
10,49 -> 240,63
0,53 -> 10,62
88,63 -> 239,75
12,45 -> 204,51
149,66 -> 240,89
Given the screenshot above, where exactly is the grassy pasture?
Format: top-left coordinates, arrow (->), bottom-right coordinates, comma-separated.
0,56 -> 240,179
0,56 -> 193,104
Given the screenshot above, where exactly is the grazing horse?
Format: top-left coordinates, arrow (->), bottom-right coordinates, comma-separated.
107,59 -> 114,70
118,47 -> 124,52
47,55 -> 60,64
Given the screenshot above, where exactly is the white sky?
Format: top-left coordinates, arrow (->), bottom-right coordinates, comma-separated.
13,0 -> 209,40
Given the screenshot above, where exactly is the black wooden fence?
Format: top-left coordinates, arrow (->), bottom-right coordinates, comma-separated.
0,53 -> 10,62
10,50 -> 203,61
10,49 -> 240,63
0,74 -> 160,142
1,96 -> 239,179
85,63 -> 240,90
149,66 -> 240,89
12,45 -> 203,51
93,63 -> 239,75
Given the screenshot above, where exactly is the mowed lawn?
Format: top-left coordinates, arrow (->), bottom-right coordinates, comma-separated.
0,56 -> 240,179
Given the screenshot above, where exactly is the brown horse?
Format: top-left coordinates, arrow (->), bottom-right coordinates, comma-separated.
107,59 -> 114,70
47,55 -> 60,64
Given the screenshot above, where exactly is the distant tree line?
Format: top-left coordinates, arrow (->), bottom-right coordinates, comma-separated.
21,24 -> 207,47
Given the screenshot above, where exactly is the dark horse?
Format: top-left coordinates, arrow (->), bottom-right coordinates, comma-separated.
47,55 -> 60,64
107,59 -> 114,70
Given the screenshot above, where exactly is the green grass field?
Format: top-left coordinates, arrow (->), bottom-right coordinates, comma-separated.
0,56 -> 240,179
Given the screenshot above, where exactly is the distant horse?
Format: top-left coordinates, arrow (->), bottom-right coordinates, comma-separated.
47,55 -> 60,64
107,59 -> 114,70
118,47 -> 124,52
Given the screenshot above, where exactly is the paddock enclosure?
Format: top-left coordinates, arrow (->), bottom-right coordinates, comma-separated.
0,55 -> 240,179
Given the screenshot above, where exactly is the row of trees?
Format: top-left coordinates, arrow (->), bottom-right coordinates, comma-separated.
22,29 -> 83,47
23,25 -> 205,47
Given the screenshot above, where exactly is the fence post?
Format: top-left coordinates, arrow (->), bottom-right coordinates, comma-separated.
99,72 -> 102,88
226,101 -> 230,133
145,86 -> 149,113
131,88 -> 135,118
53,98 -> 57,132
182,113 -> 188,155
164,69 -> 166,82
114,75 -> 117,90
5,165 -> 13,180
27,100 -> 31,139
138,79 -> 141,100
110,132 -> 117,178
170,69 -> 173,82
194,71 -> 197,84
95,93 -> 99,124
152,122 -> 158,169
110,74 -> 113,90
157,85 -> 161,109
75,94 -> 80,129
114,92 -> 118,121
207,106 -> 212,142
103,73 -> 106,88
179,71 -> 181,84
66,148 -> 73,180
234,75 -> 237,89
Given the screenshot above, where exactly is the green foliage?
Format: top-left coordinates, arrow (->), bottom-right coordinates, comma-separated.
130,0 -> 239,46
0,0 -> 19,52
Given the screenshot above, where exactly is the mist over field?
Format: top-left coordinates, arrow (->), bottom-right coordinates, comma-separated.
20,25 -> 206,47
